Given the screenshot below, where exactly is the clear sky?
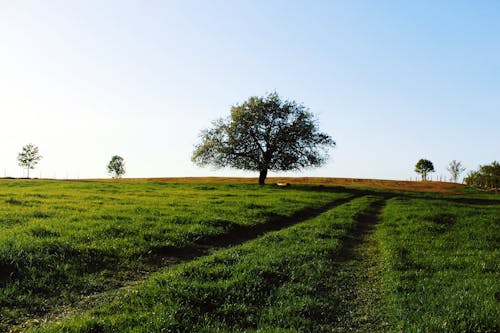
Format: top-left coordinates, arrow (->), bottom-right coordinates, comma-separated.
1,0 -> 499,180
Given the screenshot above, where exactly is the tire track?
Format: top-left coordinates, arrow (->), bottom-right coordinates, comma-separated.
321,196 -> 391,331
14,193 -> 365,332
148,193 -> 364,263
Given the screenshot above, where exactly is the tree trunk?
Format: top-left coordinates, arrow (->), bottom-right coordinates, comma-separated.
259,168 -> 268,185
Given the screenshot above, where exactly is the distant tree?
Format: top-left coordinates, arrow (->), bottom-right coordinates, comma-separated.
192,92 -> 335,185
464,170 -> 480,187
447,160 -> 465,183
480,161 -> 500,190
465,161 -> 500,192
107,155 -> 126,178
17,143 -> 42,178
415,158 -> 435,181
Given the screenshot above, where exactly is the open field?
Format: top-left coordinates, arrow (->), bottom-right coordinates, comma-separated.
0,178 -> 498,332
31,196 -> 387,332
0,180 -> 350,330
89,177 -> 466,194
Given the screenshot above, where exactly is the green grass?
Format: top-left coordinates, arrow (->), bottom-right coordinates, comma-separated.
30,196 -> 380,332
2,179 -> 499,332
378,196 -> 500,332
0,180 -> 350,330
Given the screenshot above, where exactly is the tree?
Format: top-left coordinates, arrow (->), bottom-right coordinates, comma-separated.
479,161 -> 500,190
415,158 -> 435,181
107,155 -> 126,178
17,143 -> 42,178
447,160 -> 465,183
465,161 -> 500,192
192,92 -> 335,185
464,170 -> 480,187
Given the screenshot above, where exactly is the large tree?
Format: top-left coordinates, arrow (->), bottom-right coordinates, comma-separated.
192,93 -> 335,185
415,158 -> 435,181
17,143 -> 42,178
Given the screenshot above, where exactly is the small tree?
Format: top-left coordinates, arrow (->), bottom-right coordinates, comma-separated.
447,160 -> 465,183
107,155 -> 126,178
17,143 -> 42,178
192,92 -> 335,185
415,158 -> 435,181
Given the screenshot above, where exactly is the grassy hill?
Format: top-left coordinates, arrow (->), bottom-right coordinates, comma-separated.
89,176 -> 466,193
0,178 -> 497,332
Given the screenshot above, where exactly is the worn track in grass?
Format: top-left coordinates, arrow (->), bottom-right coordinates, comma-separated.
325,197 -> 390,331
148,193 -> 364,263
13,194 -> 364,332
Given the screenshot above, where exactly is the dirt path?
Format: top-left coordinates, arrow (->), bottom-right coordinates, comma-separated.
325,197 -> 390,331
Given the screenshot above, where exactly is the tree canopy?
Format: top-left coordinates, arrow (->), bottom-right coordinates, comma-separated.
17,143 -> 42,178
107,155 -> 126,179
464,161 -> 500,191
415,158 -> 434,181
192,93 -> 335,184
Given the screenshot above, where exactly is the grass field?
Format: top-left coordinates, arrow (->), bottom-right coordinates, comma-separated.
378,196 -> 500,331
0,178 -> 498,332
91,176 -> 466,194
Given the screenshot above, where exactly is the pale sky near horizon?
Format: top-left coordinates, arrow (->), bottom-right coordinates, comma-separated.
1,1 -> 499,181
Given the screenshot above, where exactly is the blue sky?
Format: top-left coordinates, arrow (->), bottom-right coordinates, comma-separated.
1,0 -> 498,180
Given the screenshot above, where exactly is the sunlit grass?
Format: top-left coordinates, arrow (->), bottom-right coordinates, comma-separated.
31,196 -> 379,332
1,179 -> 498,332
378,197 -> 500,332
0,179 -> 349,329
